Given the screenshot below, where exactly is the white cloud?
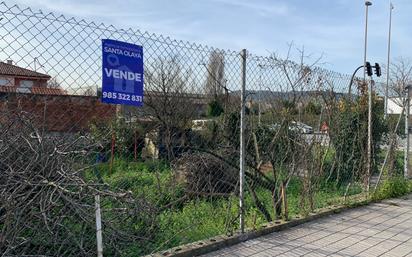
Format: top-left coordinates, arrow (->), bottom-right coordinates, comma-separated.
210,0 -> 290,16
12,0 -> 117,17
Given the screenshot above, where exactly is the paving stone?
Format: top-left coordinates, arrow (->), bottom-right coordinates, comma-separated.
200,194 -> 412,257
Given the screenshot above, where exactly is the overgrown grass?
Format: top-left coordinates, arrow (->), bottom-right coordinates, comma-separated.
85,158 -> 410,256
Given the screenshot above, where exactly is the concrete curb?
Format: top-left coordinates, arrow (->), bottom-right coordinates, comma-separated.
146,199 -> 370,257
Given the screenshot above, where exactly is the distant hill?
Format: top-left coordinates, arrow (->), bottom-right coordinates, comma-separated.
230,90 -> 348,102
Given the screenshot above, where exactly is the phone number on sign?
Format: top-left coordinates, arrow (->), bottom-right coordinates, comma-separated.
102,92 -> 142,102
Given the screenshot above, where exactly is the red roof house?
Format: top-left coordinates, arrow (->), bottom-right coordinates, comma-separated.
0,60 -> 115,133
0,61 -> 65,95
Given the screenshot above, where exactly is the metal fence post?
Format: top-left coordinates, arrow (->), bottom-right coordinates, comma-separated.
95,195 -> 103,257
239,49 -> 247,233
366,79 -> 373,193
405,85 -> 411,179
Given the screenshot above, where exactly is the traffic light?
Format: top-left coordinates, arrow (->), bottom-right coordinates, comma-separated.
365,62 -> 373,77
374,63 -> 382,77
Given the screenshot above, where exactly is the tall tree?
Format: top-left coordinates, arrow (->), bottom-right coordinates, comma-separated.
144,56 -> 198,160
204,50 -> 225,99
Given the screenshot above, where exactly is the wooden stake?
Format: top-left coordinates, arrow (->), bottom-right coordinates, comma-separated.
281,183 -> 288,220
109,132 -> 115,174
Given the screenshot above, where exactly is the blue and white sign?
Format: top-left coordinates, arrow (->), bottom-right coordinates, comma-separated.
102,39 -> 143,106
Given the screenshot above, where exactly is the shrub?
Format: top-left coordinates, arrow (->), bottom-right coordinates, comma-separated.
90,118 -> 145,160
373,176 -> 410,200
304,100 -> 322,115
207,100 -> 224,117
174,152 -> 238,196
328,95 -> 386,185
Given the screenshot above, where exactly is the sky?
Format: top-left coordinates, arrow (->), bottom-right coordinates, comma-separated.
8,0 -> 412,75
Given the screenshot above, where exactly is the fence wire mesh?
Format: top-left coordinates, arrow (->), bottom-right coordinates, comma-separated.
0,2 -> 406,257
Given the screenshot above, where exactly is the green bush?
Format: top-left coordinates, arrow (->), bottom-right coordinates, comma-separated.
281,100 -> 298,115
328,96 -> 386,185
373,176 -> 410,200
90,118 -> 145,160
207,100 -> 224,117
304,100 -> 322,115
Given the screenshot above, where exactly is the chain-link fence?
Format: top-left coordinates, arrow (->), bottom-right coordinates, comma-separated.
0,2 -> 407,257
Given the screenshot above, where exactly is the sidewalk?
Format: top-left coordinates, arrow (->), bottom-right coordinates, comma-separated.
201,194 -> 412,257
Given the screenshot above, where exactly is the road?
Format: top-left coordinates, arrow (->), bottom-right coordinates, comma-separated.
201,194 -> 412,257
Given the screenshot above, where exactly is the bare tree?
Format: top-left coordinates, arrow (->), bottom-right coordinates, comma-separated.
222,43 -> 329,221
47,77 -> 62,89
0,111 -> 157,256
83,86 -> 97,96
386,57 -> 412,107
375,57 -> 412,186
144,56 -> 199,160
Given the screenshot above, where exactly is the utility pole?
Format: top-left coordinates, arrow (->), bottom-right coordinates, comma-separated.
364,1 -> 372,81
385,2 -> 394,119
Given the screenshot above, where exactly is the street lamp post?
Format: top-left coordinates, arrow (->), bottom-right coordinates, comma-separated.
364,1 -> 372,80
385,2 -> 394,119
364,1 -> 372,193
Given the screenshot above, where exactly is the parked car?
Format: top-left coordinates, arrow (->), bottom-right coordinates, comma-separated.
266,122 -> 313,134
289,121 -> 313,134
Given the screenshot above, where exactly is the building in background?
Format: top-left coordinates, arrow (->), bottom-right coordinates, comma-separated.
0,60 -> 65,95
0,61 -> 115,133
387,97 -> 409,115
